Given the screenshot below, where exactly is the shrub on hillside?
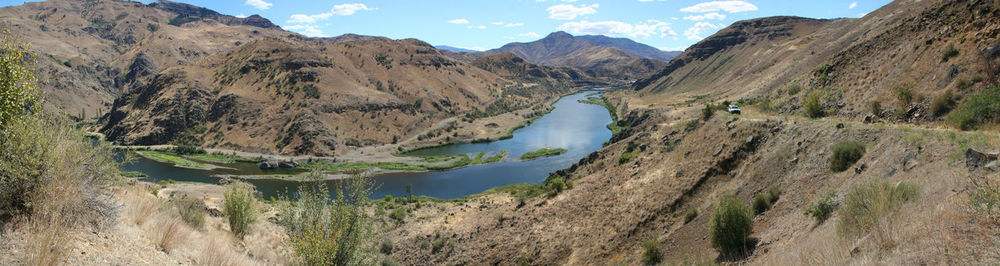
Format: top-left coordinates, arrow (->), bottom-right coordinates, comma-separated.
174,195 -> 206,229
684,208 -> 698,224
930,90 -> 956,117
941,43 -> 959,62
702,104 -> 715,121
709,195 -> 754,256
803,92 -> 824,118
804,192 -> 836,223
838,182 -> 920,248
869,100 -> 883,117
947,85 -> 1000,130
172,144 -> 205,155
641,238 -> 663,265
830,140 -> 865,172
279,170 -> 377,265
894,85 -> 914,117
752,186 -> 781,215
223,182 -> 258,238
0,30 -> 122,263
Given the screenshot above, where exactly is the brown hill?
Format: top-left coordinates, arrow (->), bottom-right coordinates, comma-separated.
4,0 -> 582,156
488,31 -> 669,80
0,0 -> 290,119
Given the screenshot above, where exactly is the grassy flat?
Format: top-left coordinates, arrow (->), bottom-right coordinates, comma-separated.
137,151 -> 214,169
520,148 -> 567,160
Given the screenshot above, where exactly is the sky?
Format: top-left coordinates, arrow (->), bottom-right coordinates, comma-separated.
2,0 -> 892,52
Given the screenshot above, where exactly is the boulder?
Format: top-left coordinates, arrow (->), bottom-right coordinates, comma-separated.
258,161 -> 278,170
279,161 -> 298,168
217,177 -> 234,185
966,148 -> 999,171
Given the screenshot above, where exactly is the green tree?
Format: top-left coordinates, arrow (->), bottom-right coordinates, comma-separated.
0,28 -> 39,131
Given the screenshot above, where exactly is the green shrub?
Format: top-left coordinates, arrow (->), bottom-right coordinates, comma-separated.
803,92 -> 823,118
389,208 -> 406,223
702,104 -> 715,121
709,195 -> 754,256
223,182 -> 258,238
752,185 -> 781,215
941,43 -> 959,62
684,208 -> 698,224
380,238 -> 393,254
0,30 -> 39,131
894,85 -> 914,115
869,100 -> 883,117
930,90 -> 956,117
174,195 -> 206,229
830,140 -> 865,172
171,144 -> 205,155
947,85 -> 1000,130
838,182 -> 920,241
641,238 -> 663,265
279,170 -> 377,265
804,192 -> 836,223
787,84 -> 802,96
431,237 -> 448,253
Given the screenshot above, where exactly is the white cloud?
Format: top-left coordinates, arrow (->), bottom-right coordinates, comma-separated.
467,25 -> 487,29
520,32 -> 542,38
288,13 -> 332,24
449,19 -> 470,24
658,46 -> 689,51
461,46 -> 486,51
286,3 -> 373,24
849,2 -> 858,9
638,0 -> 665,2
683,12 -> 726,21
558,20 -> 677,39
684,22 -> 721,40
680,1 -> 757,13
536,0 -> 578,2
331,3 -> 373,15
283,24 -> 327,37
548,4 -> 598,20
245,0 -> 272,10
491,22 -> 524,27
235,13 -> 248,18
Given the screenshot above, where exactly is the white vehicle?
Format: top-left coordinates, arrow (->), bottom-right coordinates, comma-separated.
728,104 -> 741,114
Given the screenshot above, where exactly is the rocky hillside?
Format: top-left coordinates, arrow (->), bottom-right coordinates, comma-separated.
0,0 -> 292,119
634,0 -> 1000,123
4,0 -> 585,156
385,0 -> 1000,264
488,31 -> 671,80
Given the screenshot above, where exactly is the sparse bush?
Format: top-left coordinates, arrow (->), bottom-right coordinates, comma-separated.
930,90 -> 956,117
752,185 -> 782,215
804,192 -> 836,223
702,104 -> 715,121
941,43 -> 959,62
838,182 -> 920,248
830,140 -> 865,172
947,85 -> 1000,130
787,84 -> 802,96
431,237 -> 448,253
389,208 -> 406,223
684,208 -> 698,224
380,238 -> 394,254
869,100 -> 883,117
172,144 -> 205,155
223,182 -> 258,238
803,92 -> 823,118
0,29 -> 39,130
641,238 -> 663,265
280,169 -> 377,265
894,85 -> 914,116
709,195 -> 754,256
174,195 -> 206,229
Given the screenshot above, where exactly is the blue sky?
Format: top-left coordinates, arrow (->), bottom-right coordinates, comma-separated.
3,0 -> 891,51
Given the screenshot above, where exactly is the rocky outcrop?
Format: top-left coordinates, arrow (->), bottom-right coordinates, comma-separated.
150,0 -> 279,29
966,148 -> 999,171
123,52 -> 157,85
277,112 -> 337,156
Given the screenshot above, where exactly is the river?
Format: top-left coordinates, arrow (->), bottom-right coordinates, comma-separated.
122,90 -> 613,199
